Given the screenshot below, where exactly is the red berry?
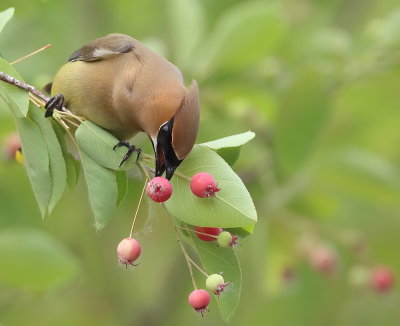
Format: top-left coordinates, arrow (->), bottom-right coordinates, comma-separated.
371,266 -> 395,292
146,177 -> 173,202
188,289 -> 210,315
308,246 -> 337,274
190,172 -> 220,198
195,226 -> 222,241
117,238 -> 141,268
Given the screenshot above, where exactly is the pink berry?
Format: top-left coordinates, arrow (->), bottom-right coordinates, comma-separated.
195,226 -> 222,241
371,266 -> 395,292
188,289 -> 210,315
190,172 -> 220,198
308,246 -> 337,274
117,238 -> 141,268
146,177 -> 173,202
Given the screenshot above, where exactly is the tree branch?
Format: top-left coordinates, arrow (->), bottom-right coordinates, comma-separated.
0,71 -> 69,113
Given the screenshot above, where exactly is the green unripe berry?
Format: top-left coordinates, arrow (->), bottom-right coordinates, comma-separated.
217,231 -> 233,248
206,274 -> 224,291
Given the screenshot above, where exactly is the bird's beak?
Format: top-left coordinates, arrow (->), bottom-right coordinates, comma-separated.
154,120 -> 182,180
155,142 -> 166,177
155,141 -> 181,180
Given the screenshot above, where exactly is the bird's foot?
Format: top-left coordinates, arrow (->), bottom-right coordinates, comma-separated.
45,93 -> 65,118
113,141 -> 141,167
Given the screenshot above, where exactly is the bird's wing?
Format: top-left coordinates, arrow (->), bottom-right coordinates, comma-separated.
68,34 -> 135,62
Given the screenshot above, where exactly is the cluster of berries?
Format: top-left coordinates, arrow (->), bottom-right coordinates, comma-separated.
287,244 -> 396,293
145,171 -> 220,202
117,171 -> 238,315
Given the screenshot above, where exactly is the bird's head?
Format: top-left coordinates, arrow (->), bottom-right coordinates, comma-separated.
152,80 -> 200,180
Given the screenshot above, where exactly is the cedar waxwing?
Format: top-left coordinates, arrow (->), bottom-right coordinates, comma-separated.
46,33 -> 200,180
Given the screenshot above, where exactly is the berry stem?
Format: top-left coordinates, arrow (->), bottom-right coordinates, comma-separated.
173,170 -> 191,181
188,256 -> 209,277
175,225 -> 219,239
160,204 -> 198,289
129,180 -> 148,238
136,158 -> 152,181
175,227 -> 198,290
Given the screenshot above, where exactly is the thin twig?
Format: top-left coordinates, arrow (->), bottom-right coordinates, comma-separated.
29,93 -> 42,107
176,229 -> 198,289
129,180 -> 148,238
11,44 -> 52,65
159,202 -> 198,289
188,256 -> 208,277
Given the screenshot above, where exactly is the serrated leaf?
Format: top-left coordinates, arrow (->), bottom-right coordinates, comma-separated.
168,0 -> 205,69
75,121 -> 136,171
0,57 -> 29,117
194,2 -> 287,76
200,131 -> 255,149
0,7 -> 14,34
165,145 -> 257,228
116,170 -> 128,206
80,151 -> 118,230
0,228 -> 79,291
30,108 -> 67,213
13,108 -> 51,216
188,232 -> 242,322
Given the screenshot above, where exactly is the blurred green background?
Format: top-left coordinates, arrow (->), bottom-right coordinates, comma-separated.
1,0 -> 400,325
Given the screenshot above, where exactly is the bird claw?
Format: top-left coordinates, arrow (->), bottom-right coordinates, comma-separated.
45,93 -> 65,118
113,141 -> 141,167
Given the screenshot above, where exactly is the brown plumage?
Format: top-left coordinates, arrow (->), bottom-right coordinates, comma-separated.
50,33 -> 200,179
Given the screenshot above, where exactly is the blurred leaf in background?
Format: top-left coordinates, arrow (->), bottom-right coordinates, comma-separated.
1,0 -> 400,325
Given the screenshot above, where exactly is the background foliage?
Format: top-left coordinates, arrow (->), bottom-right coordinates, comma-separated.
1,0 -> 400,325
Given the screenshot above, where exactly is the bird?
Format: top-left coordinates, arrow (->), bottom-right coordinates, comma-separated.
45,33 -> 200,180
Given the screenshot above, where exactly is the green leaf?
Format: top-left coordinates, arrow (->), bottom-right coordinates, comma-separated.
0,228 -> 79,291
200,131 -> 255,165
30,108 -> 67,213
194,1 -> 287,76
188,232 -> 242,322
80,151 -> 118,230
52,121 -> 80,191
0,7 -> 14,34
200,131 -> 255,149
75,121 -> 136,171
165,145 -> 257,228
65,153 -> 80,191
116,170 -> 128,206
225,225 -> 254,238
215,147 -> 241,166
0,57 -> 29,117
167,0 -> 205,69
13,109 -> 52,216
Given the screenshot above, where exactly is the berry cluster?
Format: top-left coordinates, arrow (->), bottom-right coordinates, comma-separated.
145,171 -> 220,203
283,241 -> 397,294
117,171 -> 237,315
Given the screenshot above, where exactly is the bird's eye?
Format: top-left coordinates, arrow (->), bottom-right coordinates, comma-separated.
162,124 -> 169,132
